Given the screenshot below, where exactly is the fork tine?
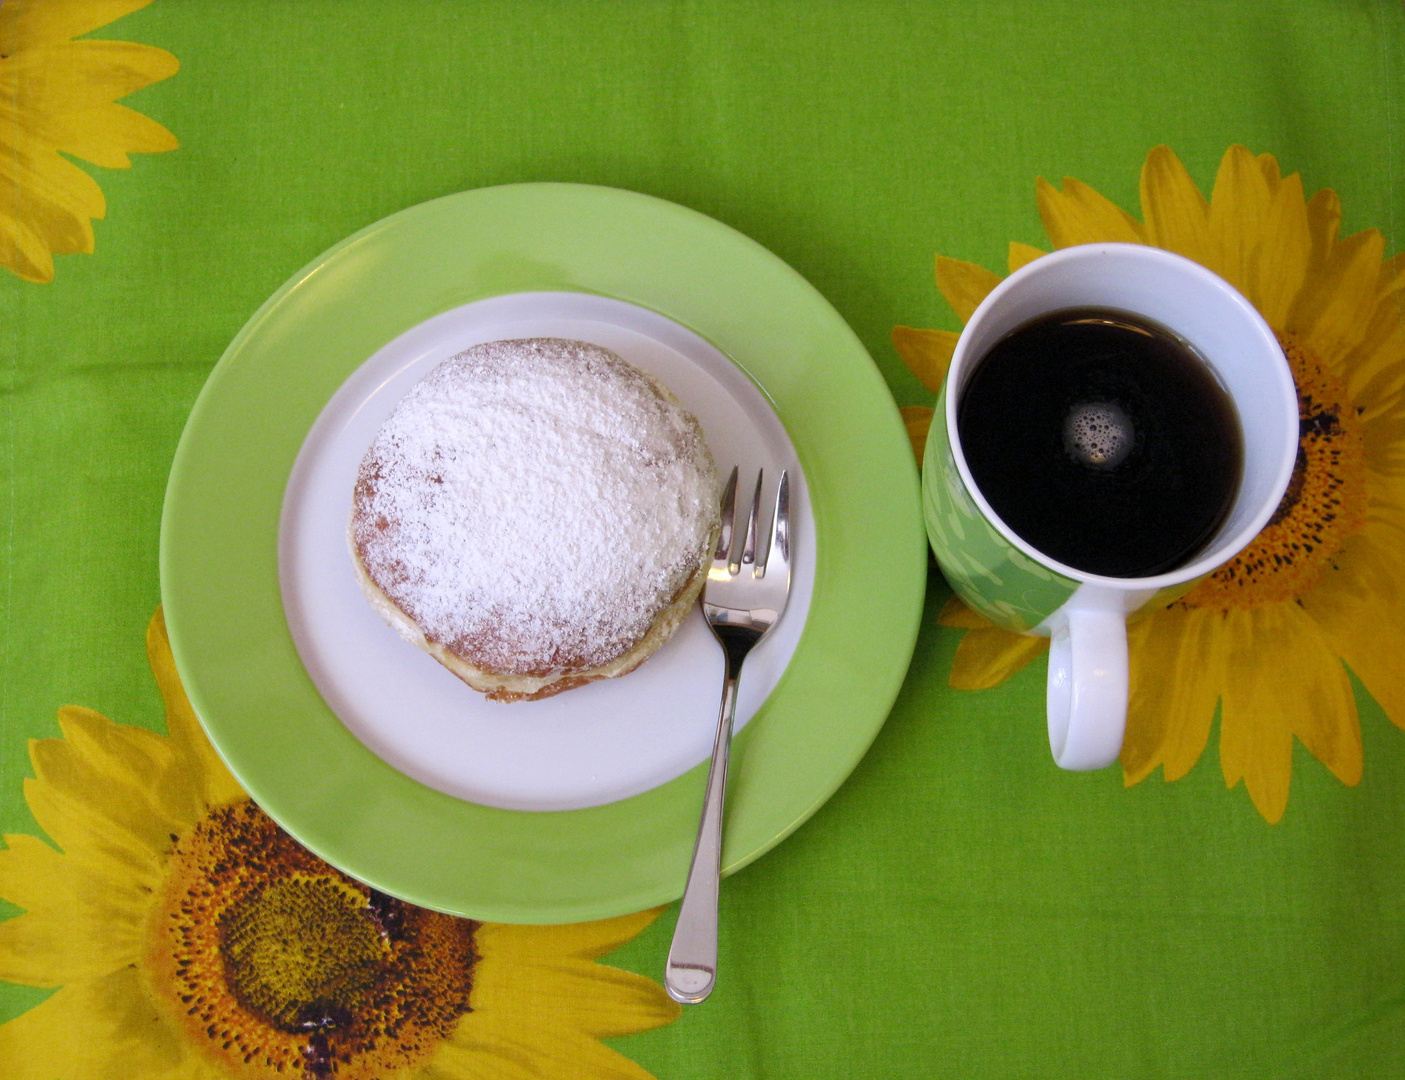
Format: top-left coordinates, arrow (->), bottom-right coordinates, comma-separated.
714,466 -> 739,563
738,469 -> 763,571
769,470 -> 790,571
752,469 -> 788,580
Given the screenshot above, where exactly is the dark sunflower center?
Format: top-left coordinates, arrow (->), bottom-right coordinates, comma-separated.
147,800 -> 478,1080
1266,445 -> 1309,528
1179,332 -> 1366,611
221,876 -> 388,1032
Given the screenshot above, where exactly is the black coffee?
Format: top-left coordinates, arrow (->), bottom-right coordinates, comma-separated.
956,307 -> 1243,578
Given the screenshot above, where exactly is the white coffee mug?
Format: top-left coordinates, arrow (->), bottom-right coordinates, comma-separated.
921,243 -> 1299,770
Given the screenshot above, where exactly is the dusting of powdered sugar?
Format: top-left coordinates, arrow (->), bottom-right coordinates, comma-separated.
351,338 -> 719,676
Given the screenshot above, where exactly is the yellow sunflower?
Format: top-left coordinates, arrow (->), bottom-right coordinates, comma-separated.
0,0 -> 178,282
896,144 -> 1405,823
0,609 -> 679,1079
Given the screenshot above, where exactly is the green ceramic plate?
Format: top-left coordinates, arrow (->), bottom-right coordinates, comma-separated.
160,183 -> 926,924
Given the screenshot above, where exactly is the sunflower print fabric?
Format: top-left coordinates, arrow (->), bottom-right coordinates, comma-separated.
897,144 -> 1405,824
0,610 -> 680,1080
0,0 -> 178,282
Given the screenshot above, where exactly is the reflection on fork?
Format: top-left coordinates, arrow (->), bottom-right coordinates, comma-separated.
665,466 -> 792,1004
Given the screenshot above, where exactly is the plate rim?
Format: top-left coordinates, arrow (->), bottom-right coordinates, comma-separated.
160,181 -> 927,923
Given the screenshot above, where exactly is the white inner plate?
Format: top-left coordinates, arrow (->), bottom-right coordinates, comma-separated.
279,292 -> 813,811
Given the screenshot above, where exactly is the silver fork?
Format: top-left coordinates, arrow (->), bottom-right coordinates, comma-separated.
665,466 -> 792,1004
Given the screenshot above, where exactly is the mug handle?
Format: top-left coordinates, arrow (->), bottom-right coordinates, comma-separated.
1045,593 -> 1128,771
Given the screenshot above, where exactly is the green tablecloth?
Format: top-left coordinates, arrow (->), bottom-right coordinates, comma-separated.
3,1 -> 1403,1076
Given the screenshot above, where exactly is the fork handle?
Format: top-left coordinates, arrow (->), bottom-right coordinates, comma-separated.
664,652 -> 743,1004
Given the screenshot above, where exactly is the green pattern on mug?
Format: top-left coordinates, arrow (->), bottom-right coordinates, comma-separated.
921,390 -> 1078,633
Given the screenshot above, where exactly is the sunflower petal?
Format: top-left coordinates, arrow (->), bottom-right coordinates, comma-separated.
1340,288 -> 1405,412
1287,228 -> 1385,369
948,626 -> 1046,689
424,1035 -> 543,1080
0,212 -> 56,282
1250,171 -> 1312,328
1256,151 -> 1283,189
0,830 -> 152,985
938,593 -> 1048,685
1206,144 -> 1273,293
1035,176 -> 1143,248
22,773 -> 165,880
1361,401 -> 1405,480
58,701 -> 209,850
934,255 -> 1002,323
1139,145 -> 1212,266
1378,252 -> 1405,299
0,0 -> 156,50
1,121 -> 107,215
1206,146 -> 1310,325
54,705 -> 175,793
900,405 -> 933,465
473,954 -> 680,1038
37,101 -> 179,169
0,828 -> 157,916
4,41 -> 179,112
1007,240 -> 1046,272
0,967 -> 189,1080
0,905 -> 144,986
1218,605 -> 1361,823
0,2 -> 178,281
0,185 -> 93,257
435,1028 -> 660,1080
1121,606 -> 1225,785
0,833 -> 68,914
1300,515 -> 1405,729
0,131 -> 103,248
892,325 -> 958,393
27,710 -> 188,858
1351,358 -> 1405,432
477,907 -> 665,962
937,593 -> 986,629
1303,186 -> 1342,267
1,822 -> 161,905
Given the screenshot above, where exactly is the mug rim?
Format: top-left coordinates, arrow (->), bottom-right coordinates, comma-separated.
944,241 -> 1299,589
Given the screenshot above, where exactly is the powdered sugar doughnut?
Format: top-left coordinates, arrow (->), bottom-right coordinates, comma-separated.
350,337 -> 720,701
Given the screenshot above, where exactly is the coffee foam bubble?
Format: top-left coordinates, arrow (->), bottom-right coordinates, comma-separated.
1063,400 -> 1133,469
